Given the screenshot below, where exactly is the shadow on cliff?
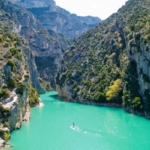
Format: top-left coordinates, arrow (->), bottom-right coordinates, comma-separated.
49,94 -> 67,102
49,94 -> 57,99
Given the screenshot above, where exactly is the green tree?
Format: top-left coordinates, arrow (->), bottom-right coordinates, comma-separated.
7,78 -> 16,88
106,79 -> 122,102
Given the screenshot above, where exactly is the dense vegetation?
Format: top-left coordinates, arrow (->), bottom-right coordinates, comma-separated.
56,0 -> 150,114
0,29 -> 40,104
29,86 -> 40,106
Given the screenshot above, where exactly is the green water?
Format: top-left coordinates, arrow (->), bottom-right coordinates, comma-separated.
7,91 -> 150,150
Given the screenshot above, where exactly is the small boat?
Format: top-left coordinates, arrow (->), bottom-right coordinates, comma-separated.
72,122 -> 75,128
70,122 -> 76,130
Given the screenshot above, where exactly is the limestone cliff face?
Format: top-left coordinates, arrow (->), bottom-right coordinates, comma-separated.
24,48 -> 45,94
0,33 -> 31,146
125,36 -> 150,115
9,0 -> 101,38
56,84 -> 72,100
56,0 -> 150,118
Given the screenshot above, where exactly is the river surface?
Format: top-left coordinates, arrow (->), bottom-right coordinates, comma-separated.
6,91 -> 150,150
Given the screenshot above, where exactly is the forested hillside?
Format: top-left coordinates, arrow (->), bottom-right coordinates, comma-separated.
56,0 -> 150,118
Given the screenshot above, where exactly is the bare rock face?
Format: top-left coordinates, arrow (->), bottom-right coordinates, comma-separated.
3,90 -> 29,131
0,138 -> 7,148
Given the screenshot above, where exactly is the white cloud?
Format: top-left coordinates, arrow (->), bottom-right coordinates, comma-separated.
54,0 -> 128,20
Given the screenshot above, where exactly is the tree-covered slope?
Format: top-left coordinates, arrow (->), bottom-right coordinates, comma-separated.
56,0 -> 150,118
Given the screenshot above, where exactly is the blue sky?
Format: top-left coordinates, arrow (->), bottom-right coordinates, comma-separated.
54,0 -> 128,20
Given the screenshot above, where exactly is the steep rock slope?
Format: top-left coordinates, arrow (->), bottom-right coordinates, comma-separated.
5,0 -> 69,90
0,0 -> 41,147
56,0 -> 150,118
10,0 -> 101,38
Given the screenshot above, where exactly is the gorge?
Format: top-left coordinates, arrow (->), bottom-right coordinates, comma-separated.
0,0 -> 150,148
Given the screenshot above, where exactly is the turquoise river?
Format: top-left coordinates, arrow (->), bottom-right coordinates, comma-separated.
6,91 -> 150,150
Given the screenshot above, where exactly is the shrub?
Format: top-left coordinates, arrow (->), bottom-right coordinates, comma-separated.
3,43 -> 9,47
2,84 -> 7,89
4,122 -> 10,129
0,104 -> 5,112
0,105 -> 10,118
24,74 -> 29,79
0,89 -> 9,99
3,132 -> 10,142
29,86 -> 39,106
131,97 -> 142,109
7,78 -> 17,88
7,33 -> 15,41
106,79 -> 122,102
92,92 -> 106,102
16,82 -> 26,94
9,47 -> 20,57
6,60 -> 16,71
142,73 -> 150,82
0,36 -> 3,43
5,51 -> 12,58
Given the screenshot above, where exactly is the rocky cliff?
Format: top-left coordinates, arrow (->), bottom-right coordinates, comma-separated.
10,0 -> 101,38
0,0 -> 44,147
6,0 -> 70,90
56,0 -> 150,118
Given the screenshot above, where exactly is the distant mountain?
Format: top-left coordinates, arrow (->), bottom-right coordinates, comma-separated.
9,0 -> 101,38
9,0 -> 55,8
56,0 -> 150,118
